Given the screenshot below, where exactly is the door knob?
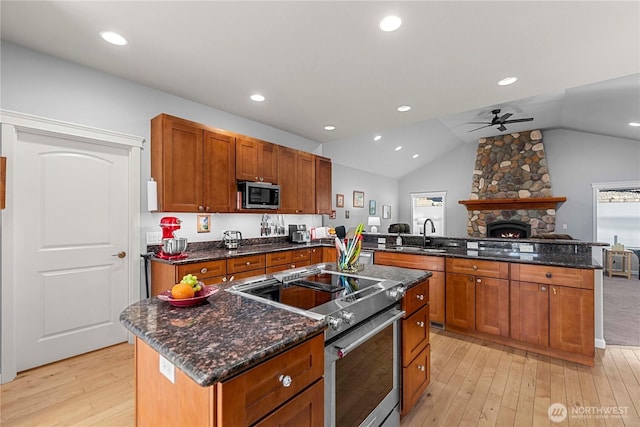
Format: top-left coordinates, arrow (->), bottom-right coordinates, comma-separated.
112,251 -> 126,258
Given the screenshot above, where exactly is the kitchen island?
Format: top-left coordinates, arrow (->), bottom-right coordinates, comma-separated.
120,263 -> 430,426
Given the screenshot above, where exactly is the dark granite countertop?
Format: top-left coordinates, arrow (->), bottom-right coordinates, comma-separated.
120,263 -> 430,387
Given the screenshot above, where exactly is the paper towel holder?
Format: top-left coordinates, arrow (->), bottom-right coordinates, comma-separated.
147,177 -> 158,211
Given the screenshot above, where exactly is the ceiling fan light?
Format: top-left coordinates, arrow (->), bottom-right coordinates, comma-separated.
498,76 -> 518,86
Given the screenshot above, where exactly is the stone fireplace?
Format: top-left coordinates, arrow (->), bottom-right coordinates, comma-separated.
459,129 -> 566,238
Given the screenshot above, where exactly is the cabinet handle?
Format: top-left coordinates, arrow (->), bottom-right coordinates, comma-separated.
198,205 -> 205,212
552,287 -> 557,295
200,267 -> 208,274
546,272 -> 552,279
416,294 -> 424,301
416,321 -> 425,328
477,278 -> 482,283
541,286 -> 547,292
473,265 -> 478,270
246,261 -> 251,266
290,264 -> 296,268
278,374 -> 292,387
417,365 -> 425,372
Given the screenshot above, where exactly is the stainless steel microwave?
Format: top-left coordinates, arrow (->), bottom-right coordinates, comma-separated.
238,181 -> 280,209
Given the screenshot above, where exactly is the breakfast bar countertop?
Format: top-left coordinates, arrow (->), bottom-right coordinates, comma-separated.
119,263 -> 430,387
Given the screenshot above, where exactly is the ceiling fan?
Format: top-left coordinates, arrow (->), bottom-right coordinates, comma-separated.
467,109 -> 534,132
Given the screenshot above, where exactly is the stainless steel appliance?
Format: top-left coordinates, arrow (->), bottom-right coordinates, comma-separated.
228,266 -> 406,427
289,224 -> 310,243
238,181 -> 280,209
222,230 -> 242,249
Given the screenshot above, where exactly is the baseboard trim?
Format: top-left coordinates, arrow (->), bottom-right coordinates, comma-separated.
595,338 -> 606,349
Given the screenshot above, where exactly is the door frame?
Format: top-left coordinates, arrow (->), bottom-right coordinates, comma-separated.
0,110 -> 144,383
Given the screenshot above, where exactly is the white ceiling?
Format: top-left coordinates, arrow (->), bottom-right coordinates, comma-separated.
1,1 -> 639,178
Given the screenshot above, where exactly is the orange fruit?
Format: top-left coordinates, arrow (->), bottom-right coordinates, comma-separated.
171,283 -> 195,299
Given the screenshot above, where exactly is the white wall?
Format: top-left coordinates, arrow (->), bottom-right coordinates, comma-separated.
0,41 -> 325,243
329,164 -> 399,233
399,129 -> 640,241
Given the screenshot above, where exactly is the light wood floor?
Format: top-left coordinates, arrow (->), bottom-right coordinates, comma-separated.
2,331 -> 639,427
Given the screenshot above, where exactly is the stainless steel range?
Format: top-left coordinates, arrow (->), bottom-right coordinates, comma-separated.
228,264 -> 406,427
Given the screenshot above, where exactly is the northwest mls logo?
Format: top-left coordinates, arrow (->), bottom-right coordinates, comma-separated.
549,403 -> 568,422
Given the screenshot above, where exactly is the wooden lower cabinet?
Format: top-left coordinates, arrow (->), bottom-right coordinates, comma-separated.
151,259 -> 227,296
375,252 -> 445,325
510,281 -> 549,347
400,279 -> 431,416
135,334 -> 324,427
475,276 -> 509,337
445,273 -> 475,331
549,285 -> 594,356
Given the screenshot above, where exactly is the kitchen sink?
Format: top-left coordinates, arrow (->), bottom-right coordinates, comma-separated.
393,246 -> 447,254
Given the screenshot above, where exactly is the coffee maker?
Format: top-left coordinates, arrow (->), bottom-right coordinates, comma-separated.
289,224 -> 310,243
157,216 -> 188,260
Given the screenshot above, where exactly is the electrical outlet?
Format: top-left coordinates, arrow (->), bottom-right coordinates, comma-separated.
562,224 -> 568,230
159,355 -> 175,383
467,241 -> 479,249
520,244 -> 534,253
377,237 -> 386,244
146,231 -> 162,244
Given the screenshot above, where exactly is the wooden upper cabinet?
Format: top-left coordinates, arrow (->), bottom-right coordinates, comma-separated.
296,152 -> 315,213
315,155 -> 332,215
236,135 -> 278,183
277,147 -> 316,214
151,114 -> 236,213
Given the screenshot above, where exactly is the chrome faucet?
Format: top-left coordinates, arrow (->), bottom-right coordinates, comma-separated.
423,218 -> 435,247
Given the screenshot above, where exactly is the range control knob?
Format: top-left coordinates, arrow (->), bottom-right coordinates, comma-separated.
328,316 -> 343,331
341,311 -> 355,325
387,286 -> 406,301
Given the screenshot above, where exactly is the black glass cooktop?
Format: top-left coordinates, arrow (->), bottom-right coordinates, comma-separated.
241,273 -> 382,310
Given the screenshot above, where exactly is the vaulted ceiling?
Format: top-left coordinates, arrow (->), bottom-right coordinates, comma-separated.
1,1 -> 639,178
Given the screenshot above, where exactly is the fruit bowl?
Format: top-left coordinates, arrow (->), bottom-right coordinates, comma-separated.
158,285 -> 218,307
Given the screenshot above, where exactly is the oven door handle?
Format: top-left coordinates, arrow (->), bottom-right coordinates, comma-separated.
333,308 -> 405,358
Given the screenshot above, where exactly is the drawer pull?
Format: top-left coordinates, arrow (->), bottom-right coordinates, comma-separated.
416,294 -> 424,301
477,278 -> 482,283
417,365 -> 425,372
541,286 -> 547,292
246,261 -> 251,266
473,265 -> 478,270
553,287 -> 557,295
546,272 -> 552,278
200,267 -> 208,274
290,264 -> 296,268
278,374 -> 292,388
198,205 -> 205,212
416,321 -> 425,328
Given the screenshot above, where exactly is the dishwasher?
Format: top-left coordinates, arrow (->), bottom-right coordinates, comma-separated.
358,250 -> 375,265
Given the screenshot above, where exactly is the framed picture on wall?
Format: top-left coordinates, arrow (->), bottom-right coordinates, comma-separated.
197,215 -> 210,233
353,191 -> 364,208
369,200 -> 376,215
383,205 -> 391,219
336,194 -> 344,208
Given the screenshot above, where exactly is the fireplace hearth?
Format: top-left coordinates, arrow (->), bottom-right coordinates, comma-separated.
487,220 -> 531,239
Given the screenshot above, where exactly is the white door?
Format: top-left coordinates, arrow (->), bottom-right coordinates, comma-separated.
1,112 -> 142,376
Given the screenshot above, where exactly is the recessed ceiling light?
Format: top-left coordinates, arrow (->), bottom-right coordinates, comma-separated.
498,76 -> 518,86
395,146 -> 403,151
412,154 -> 419,159
250,94 -> 265,102
629,122 -> 640,127
397,105 -> 412,112
379,15 -> 402,32
324,125 -> 336,131
100,31 -> 127,46
374,135 -> 382,141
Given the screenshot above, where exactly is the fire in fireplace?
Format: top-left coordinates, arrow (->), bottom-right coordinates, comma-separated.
487,220 -> 532,239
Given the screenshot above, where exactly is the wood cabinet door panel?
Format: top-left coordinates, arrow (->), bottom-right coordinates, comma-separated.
177,260 -> 227,281
402,280 -> 429,317
401,344 -> 430,417
277,147 -> 297,213
217,334 -> 324,426
203,130 -> 236,212
266,251 -> 293,267
296,152 -> 315,213
227,254 -> 266,273
475,277 -> 509,337
323,247 -> 337,263
446,273 -> 475,330
310,247 -> 323,264
446,258 -> 508,279
550,286 -> 594,356
254,379 -> 324,427
236,136 -> 260,181
292,248 -> 311,262
375,252 -> 444,271
315,156 -> 332,215
402,304 -> 430,366
510,281 -> 549,346
513,264 -> 592,289
429,271 -> 445,324
260,141 -> 278,184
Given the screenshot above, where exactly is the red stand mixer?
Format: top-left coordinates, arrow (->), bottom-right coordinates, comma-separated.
157,216 -> 188,260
